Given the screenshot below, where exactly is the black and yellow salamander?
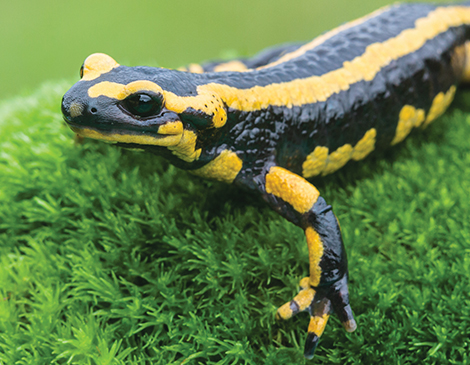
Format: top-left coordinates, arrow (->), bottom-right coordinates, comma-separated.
61,2 -> 470,359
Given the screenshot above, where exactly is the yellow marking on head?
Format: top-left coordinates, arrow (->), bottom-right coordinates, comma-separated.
190,150 -> 242,183
423,85 -> 457,127
302,128 -> 377,178
213,61 -> 248,72
88,81 -> 228,129
70,126 -> 182,147
308,314 -> 330,337
157,121 -> 184,135
351,128 -> 377,160
69,102 -> 84,118
81,53 -> 119,81
168,130 -> 201,162
391,105 -> 425,145
88,80 -> 164,99
265,166 -> 320,213
258,5 -> 391,70
305,227 -> 324,287
463,41 -> 470,82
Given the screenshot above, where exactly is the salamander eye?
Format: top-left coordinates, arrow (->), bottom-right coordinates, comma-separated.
79,64 -> 84,79
121,92 -> 164,118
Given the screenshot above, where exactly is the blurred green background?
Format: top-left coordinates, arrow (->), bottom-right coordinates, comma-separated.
0,0 -> 412,101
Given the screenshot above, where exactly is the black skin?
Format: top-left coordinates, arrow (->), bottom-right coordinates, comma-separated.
61,2 -> 470,358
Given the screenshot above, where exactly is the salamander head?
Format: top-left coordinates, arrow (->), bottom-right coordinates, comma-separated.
61,53 -> 228,164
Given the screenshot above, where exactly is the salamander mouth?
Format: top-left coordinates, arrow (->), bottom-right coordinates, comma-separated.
67,122 -> 183,147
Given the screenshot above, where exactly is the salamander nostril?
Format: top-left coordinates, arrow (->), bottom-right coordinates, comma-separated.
90,107 -> 98,114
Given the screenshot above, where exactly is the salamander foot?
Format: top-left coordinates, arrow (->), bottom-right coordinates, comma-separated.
276,275 -> 356,359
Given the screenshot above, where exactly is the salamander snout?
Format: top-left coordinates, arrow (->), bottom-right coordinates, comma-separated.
61,92 -> 100,126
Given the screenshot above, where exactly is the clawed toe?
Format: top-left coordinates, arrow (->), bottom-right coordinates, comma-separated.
276,275 -> 355,359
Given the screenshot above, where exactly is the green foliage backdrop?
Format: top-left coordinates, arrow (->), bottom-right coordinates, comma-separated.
2,0 -> 404,99
1,0 -> 470,363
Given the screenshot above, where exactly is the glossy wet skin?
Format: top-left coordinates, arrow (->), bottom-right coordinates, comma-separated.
61,4 -> 470,359
62,65 -> 186,148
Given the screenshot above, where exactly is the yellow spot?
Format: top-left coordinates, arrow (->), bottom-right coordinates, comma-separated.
463,41 -> 470,82
81,53 -> 119,81
168,130 -> 201,162
308,314 -> 330,337
190,150 -> 242,183
322,144 -> 354,175
423,85 -> 457,127
451,43 -> 467,80
69,102 -> 83,118
303,129 -> 377,178
265,166 -> 320,214
187,63 -> 204,73
391,105 -> 425,145
70,126 -> 182,147
305,227 -> 324,287
351,128 -> 377,160
213,61 -> 248,72
157,121 -> 183,135
302,146 -> 328,178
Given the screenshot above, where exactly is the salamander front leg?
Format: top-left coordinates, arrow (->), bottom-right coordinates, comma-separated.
261,166 -> 356,359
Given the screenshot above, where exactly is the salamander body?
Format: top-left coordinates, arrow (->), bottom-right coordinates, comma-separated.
61,2 -> 470,358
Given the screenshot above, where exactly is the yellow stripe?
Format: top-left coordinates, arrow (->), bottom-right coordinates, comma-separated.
257,5 -> 391,70
265,166 -> 320,213
207,6 -> 470,112
87,7 -> 470,118
70,126 -> 182,146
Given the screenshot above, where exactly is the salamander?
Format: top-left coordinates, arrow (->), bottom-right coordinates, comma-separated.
61,2 -> 470,359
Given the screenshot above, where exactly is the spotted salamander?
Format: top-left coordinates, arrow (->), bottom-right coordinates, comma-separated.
61,2 -> 470,359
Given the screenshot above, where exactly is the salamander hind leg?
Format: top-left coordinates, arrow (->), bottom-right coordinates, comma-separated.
261,166 -> 356,359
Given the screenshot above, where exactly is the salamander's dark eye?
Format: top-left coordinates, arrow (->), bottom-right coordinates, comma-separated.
79,64 -> 84,79
121,93 -> 163,118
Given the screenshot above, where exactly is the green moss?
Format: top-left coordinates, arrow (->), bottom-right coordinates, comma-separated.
0,83 -> 470,364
